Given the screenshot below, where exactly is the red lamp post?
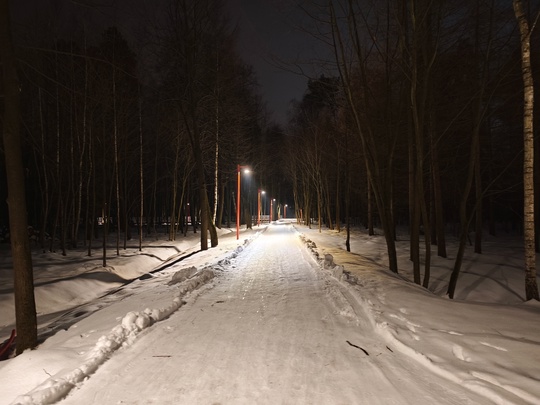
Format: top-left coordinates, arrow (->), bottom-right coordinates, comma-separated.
270,198 -> 275,222
257,189 -> 265,226
236,164 -> 250,239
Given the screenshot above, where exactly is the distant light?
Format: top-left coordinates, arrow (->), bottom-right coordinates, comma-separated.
244,168 -> 250,174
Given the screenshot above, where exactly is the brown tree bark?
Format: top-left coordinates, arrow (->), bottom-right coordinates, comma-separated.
138,89 -> 144,251
0,0 -> 38,353
330,0 -> 398,272
430,128 -> 447,258
335,158 -> 341,233
409,0 -> 435,288
514,0 -> 540,301
217,181 -> 225,228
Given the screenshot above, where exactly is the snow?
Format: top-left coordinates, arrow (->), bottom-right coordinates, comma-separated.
0,222 -> 539,404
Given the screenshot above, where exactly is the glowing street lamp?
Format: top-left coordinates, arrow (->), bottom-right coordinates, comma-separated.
257,189 -> 265,226
284,204 -> 288,219
236,164 -> 250,239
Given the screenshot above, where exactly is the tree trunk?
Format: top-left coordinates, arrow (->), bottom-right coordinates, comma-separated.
330,0 -> 398,272
409,0 -> 434,288
411,177 -> 421,284
217,181 -> 225,228
447,119 -> 480,298
102,119 -> 109,267
87,127 -> 95,257
73,71 -> 87,250
303,173 -> 312,228
408,123 -> 415,262
317,184 -> 322,232
170,132 -> 181,241
325,177 -> 333,230
473,0 -> 485,255
345,151 -> 351,252
102,203 -> 108,267
0,0 -> 38,353
335,159 -> 341,232
151,135 -> 158,238
448,202 -> 470,299
293,178 -> 300,225
213,105 -> 219,224
113,64 -> 121,256
514,0 -> 540,301
474,148 -> 483,254
366,172 -> 374,236
227,188 -> 232,229
430,126 -> 447,257
138,90 -> 144,252
191,130 -> 210,250
38,88 -> 50,253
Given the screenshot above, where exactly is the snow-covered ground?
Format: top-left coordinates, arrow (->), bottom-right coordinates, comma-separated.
0,221 -> 539,404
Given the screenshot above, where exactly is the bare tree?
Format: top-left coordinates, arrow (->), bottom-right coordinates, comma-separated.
329,0 -> 399,272
408,0 -> 438,287
513,0 -> 540,301
0,0 -> 38,353
138,86 -> 144,251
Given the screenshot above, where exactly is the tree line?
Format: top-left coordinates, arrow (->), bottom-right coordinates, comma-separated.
284,0 -> 539,301
0,0 -> 278,353
2,1 -> 271,253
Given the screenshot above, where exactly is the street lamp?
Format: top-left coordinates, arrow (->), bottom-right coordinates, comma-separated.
270,198 -> 276,222
284,204 -> 288,220
236,164 -> 250,239
258,189 -> 265,226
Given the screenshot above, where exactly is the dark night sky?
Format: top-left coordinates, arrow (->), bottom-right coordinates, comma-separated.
12,0 -> 323,126
227,0 -> 319,125
121,0 -> 324,125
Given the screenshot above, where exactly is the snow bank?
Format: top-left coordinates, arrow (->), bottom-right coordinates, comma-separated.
296,228 -> 540,405
8,229 -> 262,405
11,268 -> 215,405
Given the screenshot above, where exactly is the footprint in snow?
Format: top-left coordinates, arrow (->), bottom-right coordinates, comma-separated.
389,313 -> 421,332
452,344 -> 471,362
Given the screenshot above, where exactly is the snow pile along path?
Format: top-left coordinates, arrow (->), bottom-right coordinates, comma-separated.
12,269 -> 215,405
2,223 -> 538,404
10,234 -> 258,405
58,223 -> 495,404
297,227 -> 540,405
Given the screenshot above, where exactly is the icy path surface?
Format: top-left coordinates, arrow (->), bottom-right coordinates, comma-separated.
58,224 -> 490,405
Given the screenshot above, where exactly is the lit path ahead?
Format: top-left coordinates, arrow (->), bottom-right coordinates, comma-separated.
60,223 -> 489,405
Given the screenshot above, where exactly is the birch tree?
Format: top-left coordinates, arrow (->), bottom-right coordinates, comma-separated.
513,0 -> 539,301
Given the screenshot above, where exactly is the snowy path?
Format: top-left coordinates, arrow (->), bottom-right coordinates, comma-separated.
58,224 -> 490,404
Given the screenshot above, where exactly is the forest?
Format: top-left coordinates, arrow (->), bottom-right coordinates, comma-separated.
1,0 -> 539,351
286,0 -> 540,301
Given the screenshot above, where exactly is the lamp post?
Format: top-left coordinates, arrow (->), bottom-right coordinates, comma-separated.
236,164 -> 250,239
270,198 -> 275,222
257,189 -> 265,226
284,204 -> 287,220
